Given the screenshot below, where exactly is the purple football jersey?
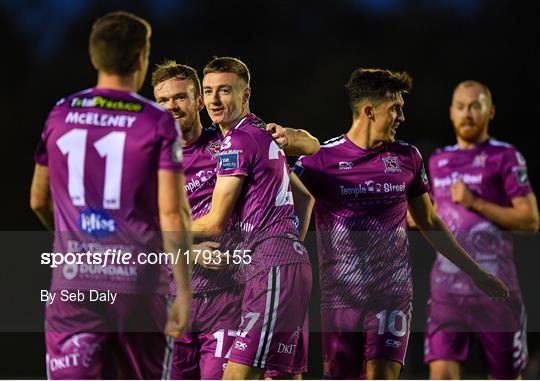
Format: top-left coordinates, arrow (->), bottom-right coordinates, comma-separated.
294,134 -> 430,309
429,139 -> 533,295
35,88 -> 183,294
170,125 -> 243,296
216,114 -> 308,279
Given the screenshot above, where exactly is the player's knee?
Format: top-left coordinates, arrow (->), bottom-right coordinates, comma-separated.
487,373 -> 522,380
366,359 -> 401,380
429,360 -> 461,380
265,374 -> 302,380
222,361 -> 264,380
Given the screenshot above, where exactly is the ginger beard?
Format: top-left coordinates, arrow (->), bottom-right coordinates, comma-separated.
451,86 -> 492,144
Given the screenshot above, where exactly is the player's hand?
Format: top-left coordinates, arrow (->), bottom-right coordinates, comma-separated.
191,241 -> 229,270
471,270 -> 509,302
165,292 -> 192,338
266,123 -> 288,149
451,179 -> 476,209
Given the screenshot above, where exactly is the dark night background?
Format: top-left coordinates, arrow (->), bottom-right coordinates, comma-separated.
0,0 -> 539,378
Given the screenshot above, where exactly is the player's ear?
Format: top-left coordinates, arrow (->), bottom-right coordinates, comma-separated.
242,87 -> 251,106
489,104 -> 496,120
197,95 -> 204,112
90,54 -> 99,71
132,48 -> 146,71
364,105 -> 375,121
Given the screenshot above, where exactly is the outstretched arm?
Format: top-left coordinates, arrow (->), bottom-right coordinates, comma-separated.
408,192 -> 508,300
267,123 -> 320,156
451,179 -> 539,233
158,170 -> 192,338
192,175 -> 245,237
30,164 -> 54,230
158,170 -> 193,338
290,172 -> 315,241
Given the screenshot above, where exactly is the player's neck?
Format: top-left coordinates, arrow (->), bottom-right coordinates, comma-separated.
456,133 -> 490,150
96,72 -> 139,92
218,108 -> 250,135
183,122 -> 204,147
347,121 -> 384,150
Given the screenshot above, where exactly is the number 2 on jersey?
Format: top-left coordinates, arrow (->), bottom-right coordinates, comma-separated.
56,128 -> 126,209
269,140 -> 293,206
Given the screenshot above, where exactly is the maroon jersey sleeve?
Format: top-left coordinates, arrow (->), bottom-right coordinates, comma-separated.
500,147 -> 533,199
157,112 -> 183,171
34,101 -> 63,166
292,154 -> 319,194
217,130 -> 257,177
408,145 -> 430,197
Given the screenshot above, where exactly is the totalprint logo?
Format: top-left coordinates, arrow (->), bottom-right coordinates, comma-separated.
382,156 -> 401,173
79,209 -> 116,238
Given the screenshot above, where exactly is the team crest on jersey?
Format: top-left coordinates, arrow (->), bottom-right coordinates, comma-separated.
472,151 -> 488,167
254,121 -> 266,130
382,156 -> 401,173
205,140 -> 222,159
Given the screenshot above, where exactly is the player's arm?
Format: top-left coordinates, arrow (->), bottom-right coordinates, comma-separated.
408,192 -> 509,300
290,172 -> 315,241
192,175 -> 245,237
406,201 -> 438,230
158,169 -> 192,337
30,164 -> 54,230
266,123 -> 320,156
451,179 -> 539,233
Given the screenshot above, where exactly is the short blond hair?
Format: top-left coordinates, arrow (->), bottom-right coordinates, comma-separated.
454,80 -> 493,106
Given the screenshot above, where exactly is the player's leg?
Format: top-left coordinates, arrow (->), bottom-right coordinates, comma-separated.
45,331 -> 112,379
321,309 -> 365,379
170,329 -> 201,379
363,298 -> 413,380
487,374 -> 522,380
265,373 -> 302,380
198,288 -> 243,379
265,314 -> 309,380
114,293 -> 172,379
44,293 -> 113,379
424,294 -> 471,379
223,361 -> 265,379
365,359 -> 402,379
474,294 -> 528,380
112,331 -> 172,379
225,263 -> 311,379
167,295 -> 202,379
428,360 -> 462,379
